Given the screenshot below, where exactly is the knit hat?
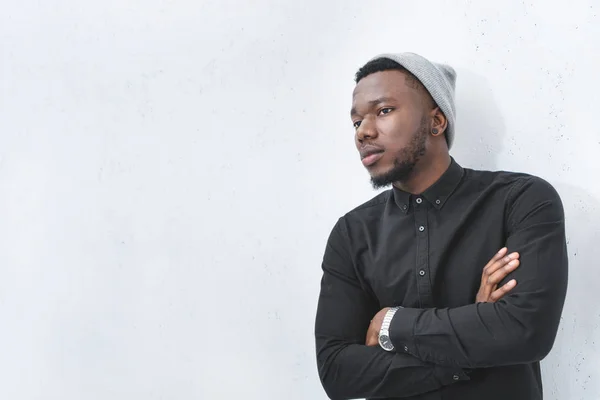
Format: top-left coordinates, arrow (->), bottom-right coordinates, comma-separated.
368,52 -> 457,149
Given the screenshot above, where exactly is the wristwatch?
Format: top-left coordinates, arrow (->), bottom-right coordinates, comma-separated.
378,307 -> 400,351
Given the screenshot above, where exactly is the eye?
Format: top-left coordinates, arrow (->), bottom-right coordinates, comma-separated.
353,120 -> 362,129
378,107 -> 394,115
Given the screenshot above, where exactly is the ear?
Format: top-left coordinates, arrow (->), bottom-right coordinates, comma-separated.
430,107 -> 447,137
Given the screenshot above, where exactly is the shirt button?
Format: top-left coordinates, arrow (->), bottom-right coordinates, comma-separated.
452,374 -> 460,381
418,226 -> 425,232
419,270 -> 426,276
416,197 -> 422,204
436,199 -> 441,205
403,345 -> 409,352
402,205 -> 407,210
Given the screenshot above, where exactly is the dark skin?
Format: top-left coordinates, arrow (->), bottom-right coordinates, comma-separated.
350,70 -> 519,347
351,70 -> 450,193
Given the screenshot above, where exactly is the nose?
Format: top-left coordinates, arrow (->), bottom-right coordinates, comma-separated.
355,116 -> 378,143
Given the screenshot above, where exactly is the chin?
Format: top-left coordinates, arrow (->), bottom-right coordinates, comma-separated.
369,160 -> 416,189
368,163 -> 392,178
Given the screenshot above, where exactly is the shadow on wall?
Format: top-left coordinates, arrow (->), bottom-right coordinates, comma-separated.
451,68 -> 505,171
452,67 -> 599,399
541,184 -> 600,399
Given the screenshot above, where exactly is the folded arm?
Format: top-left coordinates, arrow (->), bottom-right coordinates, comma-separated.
315,218 -> 468,399
389,177 -> 568,369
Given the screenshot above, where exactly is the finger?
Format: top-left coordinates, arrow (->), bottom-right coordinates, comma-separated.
483,252 -> 520,279
487,259 -> 520,285
489,279 -> 517,302
478,249 -> 517,302
476,284 -> 497,302
485,251 -> 519,274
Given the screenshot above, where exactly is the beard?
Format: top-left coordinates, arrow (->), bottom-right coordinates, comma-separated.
370,120 -> 428,189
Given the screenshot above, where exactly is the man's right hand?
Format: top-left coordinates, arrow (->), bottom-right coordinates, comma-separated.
476,247 -> 519,303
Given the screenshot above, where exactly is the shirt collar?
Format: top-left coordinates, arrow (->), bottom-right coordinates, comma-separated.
392,157 -> 464,213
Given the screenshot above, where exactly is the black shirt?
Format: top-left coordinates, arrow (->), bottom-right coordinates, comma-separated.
314,159 -> 568,400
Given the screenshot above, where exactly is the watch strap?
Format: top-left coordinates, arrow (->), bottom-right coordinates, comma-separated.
381,307 -> 400,333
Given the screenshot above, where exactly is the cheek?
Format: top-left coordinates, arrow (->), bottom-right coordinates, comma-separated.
377,115 -> 411,145
381,109 -> 424,139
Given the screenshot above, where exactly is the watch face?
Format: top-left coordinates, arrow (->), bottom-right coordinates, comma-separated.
379,334 -> 394,351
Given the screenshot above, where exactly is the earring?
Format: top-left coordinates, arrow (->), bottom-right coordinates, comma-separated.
432,128 -> 439,134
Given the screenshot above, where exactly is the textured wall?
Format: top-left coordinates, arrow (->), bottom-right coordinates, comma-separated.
0,1 -> 598,399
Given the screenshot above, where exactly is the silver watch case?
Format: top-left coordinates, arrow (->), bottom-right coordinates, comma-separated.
378,329 -> 394,351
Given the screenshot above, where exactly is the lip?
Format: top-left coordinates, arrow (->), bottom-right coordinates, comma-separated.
359,145 -> 384,167
361,152 -> 384,167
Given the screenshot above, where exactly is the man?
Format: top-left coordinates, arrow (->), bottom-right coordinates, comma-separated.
314,53 -> 568,400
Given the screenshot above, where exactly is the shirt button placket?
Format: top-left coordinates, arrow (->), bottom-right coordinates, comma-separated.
416,198 -> 425,233
414,196 -> 433,307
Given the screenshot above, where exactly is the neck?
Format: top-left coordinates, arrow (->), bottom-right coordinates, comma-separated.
393,153 -> 451,194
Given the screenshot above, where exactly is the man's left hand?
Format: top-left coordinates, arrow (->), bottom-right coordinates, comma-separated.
365,307 -> 391,346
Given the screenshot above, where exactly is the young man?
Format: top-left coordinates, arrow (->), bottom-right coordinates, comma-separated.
314,53 -> 568,400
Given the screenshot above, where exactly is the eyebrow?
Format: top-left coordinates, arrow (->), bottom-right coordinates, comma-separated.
350,96 -> 395,116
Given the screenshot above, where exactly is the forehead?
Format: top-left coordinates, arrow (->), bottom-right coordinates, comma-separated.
352,70 -> 418,109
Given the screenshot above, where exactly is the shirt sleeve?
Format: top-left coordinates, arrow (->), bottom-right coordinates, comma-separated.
315,217 -> 469,399
388,176 -> 569,369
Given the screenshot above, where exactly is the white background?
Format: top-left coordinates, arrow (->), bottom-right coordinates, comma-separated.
1,1 -> 599,399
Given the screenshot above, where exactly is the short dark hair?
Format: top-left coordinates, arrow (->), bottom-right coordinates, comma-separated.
354,58 -> 432,104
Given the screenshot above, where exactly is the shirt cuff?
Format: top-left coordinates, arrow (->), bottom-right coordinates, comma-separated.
389,307 -> 423,357
390,307 -> 470,385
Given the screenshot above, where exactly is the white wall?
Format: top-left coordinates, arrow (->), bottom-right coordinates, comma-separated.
0,1 -> 598,399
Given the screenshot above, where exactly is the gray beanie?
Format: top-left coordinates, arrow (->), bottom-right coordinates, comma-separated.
368,52 -> 457,149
